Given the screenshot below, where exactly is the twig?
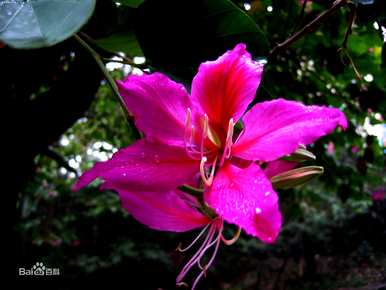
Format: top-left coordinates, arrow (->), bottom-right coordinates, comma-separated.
78,32 -> 137,66
299,0 -> 309,22
270,0 -> 348,56
340,48 -> 362,79
74,33 -> 141,139
43,148 -> 78,176
292,0 -> 309,33
341,2 -> 357,49
74,33 -> 130,117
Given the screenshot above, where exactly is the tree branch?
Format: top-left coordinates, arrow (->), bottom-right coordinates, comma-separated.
270,0 -> 348,56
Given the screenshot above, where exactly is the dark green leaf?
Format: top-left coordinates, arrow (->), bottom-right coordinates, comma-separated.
95,31 -> 143,56
135,0 -> 268,79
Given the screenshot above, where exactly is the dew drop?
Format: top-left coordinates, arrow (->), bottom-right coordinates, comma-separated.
265,191 -> 270,197
255,207 -> 262,214
154,154 -> 160,164
122,173 -> 127,177
253,179 -> 258,184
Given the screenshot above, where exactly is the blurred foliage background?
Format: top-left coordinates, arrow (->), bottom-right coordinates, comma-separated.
4,0 -> 385,289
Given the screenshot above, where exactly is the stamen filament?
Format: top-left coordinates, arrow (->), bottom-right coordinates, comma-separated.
221,227 -> 241,245
199,156 -> 217,187
219,118 -> 234,166
176,221 -> 217,283
201,114 -> 209,159
176,223 -> 211,252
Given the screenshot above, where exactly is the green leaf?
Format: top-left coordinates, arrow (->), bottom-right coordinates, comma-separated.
95,31 -> 143,57
271,166 -> 324,189
135,0 -> 268,79
0,0 -> 96,49
115,0 -> 145,8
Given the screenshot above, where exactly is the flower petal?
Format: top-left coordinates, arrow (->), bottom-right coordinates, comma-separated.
106,185 -> 210,232
117,73 -> 191,146
233,99 -> 348,162
191,43 -> 264,136
264,160 -> 298,179
73,140 -> 199,192
205,162 -> 282,243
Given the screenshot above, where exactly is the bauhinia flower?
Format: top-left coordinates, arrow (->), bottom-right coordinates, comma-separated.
73,44 -> 347,289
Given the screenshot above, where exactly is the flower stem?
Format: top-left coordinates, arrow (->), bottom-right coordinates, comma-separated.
74,33 -> 130,118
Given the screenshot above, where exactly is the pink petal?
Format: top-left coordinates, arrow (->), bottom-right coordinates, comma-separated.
108,186 -> 210,232
233,99 -> 348,162
264,160 -> 298,179
205,162 -> 282,243
191,44 -> 264,135
117,73 -> 191,147
73,140 -> 199,192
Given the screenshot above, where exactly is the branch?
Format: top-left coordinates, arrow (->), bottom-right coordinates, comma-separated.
341,2 -> 356,49
270,0 -> 348,56
74,34 -> 129,118
43,148 -> 78,176
74,33 -> 141,139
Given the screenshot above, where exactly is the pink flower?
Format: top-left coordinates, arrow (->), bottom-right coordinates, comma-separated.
372,188 -> 386,201
327,141 -> 335,155
73,44 -> 347,288
351,145 -> 359,154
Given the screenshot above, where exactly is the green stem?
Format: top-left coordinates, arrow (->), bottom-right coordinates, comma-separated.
74,33 -> 130,118
178,184 -> 204,198
178,184 -> 217,218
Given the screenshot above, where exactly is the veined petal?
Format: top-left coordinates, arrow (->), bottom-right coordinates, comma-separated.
106,186 -> 210,232
73,140 -> 199,192
117,73 -> 191,147
264,160 -> 298,179
191,44 -> 264,136
204,162 -> 282,243
233,99 -> 348,162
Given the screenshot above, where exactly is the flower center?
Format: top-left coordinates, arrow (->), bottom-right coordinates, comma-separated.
184,109 -> 235,186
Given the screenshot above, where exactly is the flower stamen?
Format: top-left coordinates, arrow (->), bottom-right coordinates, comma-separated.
176,219 -> 223,290
219,118 -> 235,166
184,108 -> 202,160
176,222 -> 211,252
200,114 -> 209,159
221,227 -> 241,245
200,156 -> 217,187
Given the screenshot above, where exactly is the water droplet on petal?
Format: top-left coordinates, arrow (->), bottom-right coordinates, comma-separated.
154,154 -> 160,164
265,191 -> 270,197
255,207 -> 262,214
122,173 -> 127,177
253,179 -> 258,184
